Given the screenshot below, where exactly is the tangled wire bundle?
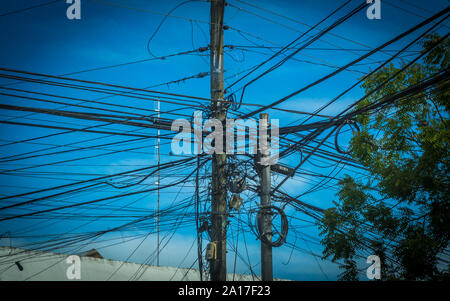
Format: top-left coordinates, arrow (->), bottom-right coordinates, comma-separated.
334,119 -> 360,154
251,205 -> 288,247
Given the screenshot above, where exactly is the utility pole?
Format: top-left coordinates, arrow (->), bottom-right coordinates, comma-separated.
258,113 -> 273,281
196,154 -> 203,281
209,0 -> 227,281
155,98 -> 160,267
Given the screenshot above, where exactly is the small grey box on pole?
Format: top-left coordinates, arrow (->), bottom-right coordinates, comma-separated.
258,113 -> 273,281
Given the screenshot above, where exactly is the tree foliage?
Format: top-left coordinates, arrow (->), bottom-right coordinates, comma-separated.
318,34 -> 449,280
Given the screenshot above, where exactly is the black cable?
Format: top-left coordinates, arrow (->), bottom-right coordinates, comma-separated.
0,0 -> 59,17
238,7 -> 450,120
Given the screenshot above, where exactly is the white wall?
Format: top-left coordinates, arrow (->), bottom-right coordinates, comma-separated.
0,247 -> 260,281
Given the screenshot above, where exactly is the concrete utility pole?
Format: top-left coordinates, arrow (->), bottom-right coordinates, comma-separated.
258,113 -> 273,281
209,0 -> 227,281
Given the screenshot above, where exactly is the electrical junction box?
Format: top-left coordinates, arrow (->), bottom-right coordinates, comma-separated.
229,194 -> 243,211
206,242 -> 217,260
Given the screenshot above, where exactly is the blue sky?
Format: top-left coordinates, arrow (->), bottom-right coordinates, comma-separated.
0,0 -> 448,280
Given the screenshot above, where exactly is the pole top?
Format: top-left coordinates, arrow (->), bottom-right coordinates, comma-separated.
260,113 -> 269,120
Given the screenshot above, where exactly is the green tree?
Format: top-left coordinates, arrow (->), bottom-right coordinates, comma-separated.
318,34 -> 449,281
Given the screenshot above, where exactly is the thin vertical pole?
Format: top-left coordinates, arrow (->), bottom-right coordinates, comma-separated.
259,113 -> 273,281
156,99 -> 160,267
